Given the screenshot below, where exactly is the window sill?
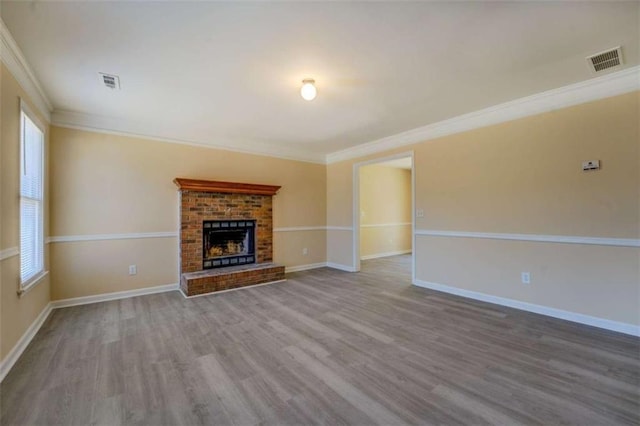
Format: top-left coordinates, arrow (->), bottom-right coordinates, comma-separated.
18,270 -> 49,297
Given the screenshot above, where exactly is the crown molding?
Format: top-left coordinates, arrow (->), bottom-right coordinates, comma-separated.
51,110 -> 326,164
0,18 -> 52,122
326,66 -> 640,164
3,9 -> 637,166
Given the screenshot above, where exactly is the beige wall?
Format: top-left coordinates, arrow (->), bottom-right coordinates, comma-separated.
414,93 -> 639,237
274,230 -> 326,267
1,63 -> 51,361
327,91 -> 640,326
359,164 -> 411,258
49,126 -> 327,300
326,160 -> 356,268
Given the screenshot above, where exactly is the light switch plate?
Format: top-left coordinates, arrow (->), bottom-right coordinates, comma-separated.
582,160 -> 600,171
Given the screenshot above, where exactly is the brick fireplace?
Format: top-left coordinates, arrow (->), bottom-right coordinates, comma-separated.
174,178 -> 285,296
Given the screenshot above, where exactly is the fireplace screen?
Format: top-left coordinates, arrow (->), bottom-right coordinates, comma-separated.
202,220 -> 256,269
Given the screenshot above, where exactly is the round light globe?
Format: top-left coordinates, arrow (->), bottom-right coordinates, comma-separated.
301,80 -> 317,101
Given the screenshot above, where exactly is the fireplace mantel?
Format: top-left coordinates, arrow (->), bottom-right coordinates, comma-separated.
173,178 -> 281,196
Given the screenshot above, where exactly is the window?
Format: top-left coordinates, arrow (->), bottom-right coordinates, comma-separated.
20,105 -> 45,288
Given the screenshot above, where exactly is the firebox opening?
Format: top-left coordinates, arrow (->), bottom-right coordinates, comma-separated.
203,220 -> 256,269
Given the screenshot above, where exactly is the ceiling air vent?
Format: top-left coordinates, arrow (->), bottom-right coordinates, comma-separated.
586,47 -> 623,73
99,72 -> 120,89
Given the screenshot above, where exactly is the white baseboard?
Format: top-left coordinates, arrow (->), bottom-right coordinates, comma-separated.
0,303 -> 53,383
285,262 -> 328,273
361,250 -> 411,261
1,283 -> 179,382
50,283 -> 179,309
327,262 -> 357,272
413,279 -> 640,337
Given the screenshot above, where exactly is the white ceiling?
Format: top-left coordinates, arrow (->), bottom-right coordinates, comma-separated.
1,2 -> 638,161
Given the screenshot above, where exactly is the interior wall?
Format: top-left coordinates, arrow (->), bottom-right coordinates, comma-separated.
327,91 -> 640,326
359,164 -> 411,258
0,63 -> 51,361
49,126 -> 326,300
326,161 -> 354,269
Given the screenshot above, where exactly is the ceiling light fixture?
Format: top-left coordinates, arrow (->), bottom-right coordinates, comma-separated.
300,79 -> 317,101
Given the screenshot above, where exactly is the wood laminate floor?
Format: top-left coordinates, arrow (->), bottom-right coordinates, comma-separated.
1,255 -> 639,425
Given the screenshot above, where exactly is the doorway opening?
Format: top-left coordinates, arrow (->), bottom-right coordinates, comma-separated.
353,152 -> 415,283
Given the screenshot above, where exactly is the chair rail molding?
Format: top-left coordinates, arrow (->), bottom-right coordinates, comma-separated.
0,247 -> 19,261
415,229 -> 640,247
47,232 -> 178,243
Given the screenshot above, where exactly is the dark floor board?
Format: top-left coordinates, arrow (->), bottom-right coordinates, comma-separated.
1,254 -> 639,425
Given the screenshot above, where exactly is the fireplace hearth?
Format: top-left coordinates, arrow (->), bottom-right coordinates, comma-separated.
203,220 -> 256,269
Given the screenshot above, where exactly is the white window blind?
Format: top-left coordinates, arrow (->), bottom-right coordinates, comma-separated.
20,108 -> 45,286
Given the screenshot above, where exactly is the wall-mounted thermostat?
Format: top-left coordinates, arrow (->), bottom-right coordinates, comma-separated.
582,160 -> 600,171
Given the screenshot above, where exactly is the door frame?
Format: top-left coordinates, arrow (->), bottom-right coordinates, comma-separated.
352,150 -> 415,282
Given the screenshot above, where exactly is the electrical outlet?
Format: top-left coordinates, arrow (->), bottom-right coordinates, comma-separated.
302,248 -> 308,256
416,209 -> 424,218
129,264 -> 137,275
521,272 -> 530,284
